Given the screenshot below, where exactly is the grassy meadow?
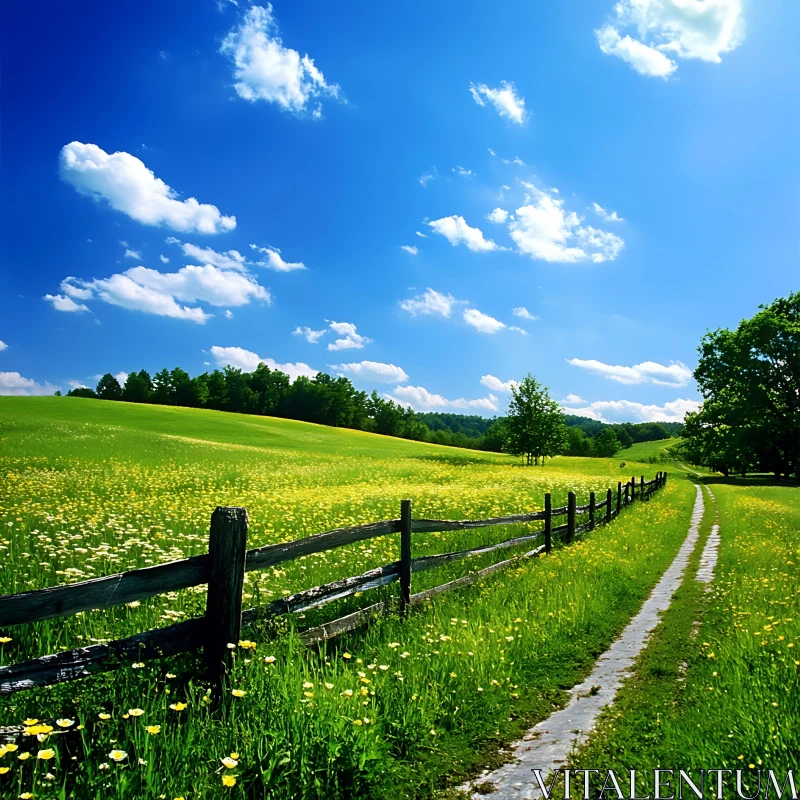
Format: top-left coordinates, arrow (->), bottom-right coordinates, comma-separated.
572,480 -> 800,788
0,397 -> 695,799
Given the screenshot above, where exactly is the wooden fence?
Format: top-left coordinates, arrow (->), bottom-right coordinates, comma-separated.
0,472 -> 668,695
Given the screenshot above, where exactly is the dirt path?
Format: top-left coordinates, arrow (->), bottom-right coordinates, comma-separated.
462,484 -> 709,800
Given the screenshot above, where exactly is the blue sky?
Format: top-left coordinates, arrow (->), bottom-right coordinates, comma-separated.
1,0 -> 797,422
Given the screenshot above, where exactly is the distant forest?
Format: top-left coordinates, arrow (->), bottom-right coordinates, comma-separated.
64,366 -> 681,457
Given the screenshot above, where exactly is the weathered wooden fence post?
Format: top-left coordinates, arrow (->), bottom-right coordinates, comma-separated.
205,506 -> 248,693
664,471 -> 668,486
566,491 -> 576,543
616,482 -> 622,516
589,491 -> 596,530
640,475 -> 645,502
632,475 -> 637,501
399,499 -> 412,616
544,492 -> 552,553
606,488 -> 613,524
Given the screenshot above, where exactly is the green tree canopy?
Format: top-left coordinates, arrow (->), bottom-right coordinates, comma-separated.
506,374 -> 566,466
685,291 -> 800,479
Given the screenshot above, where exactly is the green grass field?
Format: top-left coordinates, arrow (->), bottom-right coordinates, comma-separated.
0,398 -> 698,798
622,437 -> 680,461
571,480 -> 800,789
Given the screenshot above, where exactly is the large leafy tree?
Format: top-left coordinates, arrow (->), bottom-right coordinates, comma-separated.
95,373 -> 123,401
687,292 -> 800,479
506,374 -> 565,466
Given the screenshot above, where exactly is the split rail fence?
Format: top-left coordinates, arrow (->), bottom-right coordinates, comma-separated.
0,472 -> 668,695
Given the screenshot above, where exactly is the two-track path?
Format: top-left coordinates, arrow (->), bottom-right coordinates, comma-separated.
463,482 -> 717,799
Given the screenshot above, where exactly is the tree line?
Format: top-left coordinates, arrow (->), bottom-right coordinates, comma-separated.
65,366 -> 677,460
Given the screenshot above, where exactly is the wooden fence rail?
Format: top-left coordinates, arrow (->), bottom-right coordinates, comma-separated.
0,472 -> 668,695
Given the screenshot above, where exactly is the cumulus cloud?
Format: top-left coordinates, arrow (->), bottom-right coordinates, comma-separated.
469,81 -> 527,125
509,186 -> 624,263
44,293 -> 91,313
327,321 -> 371,351
400,288 -> 459,318
562,393 -> 586,404
567,358 -> 693,387
59,142 -> 236,234
565,397 -> 701,423
592,202 -> 624,222
463,308 -> 506,334
415,231 -> 428,238
50,263 -> 270,324
400,245 -> 419,255
210,345 -> 317,382
0,372 -> 59,396
220,4 -> 339,118
512,306 -> 538,320
0,340 -> 7,351
387,385 -> 499,412
428,215 -> 500,253
509,325 -> 529,336
596,0 -> 744,77
480,374 -> 519,393
452,166 -> 473,177
486,208 -> 509,224
293,326 -> 328,344
329,360 -> 409,384
168,239 -> 247,270
250,244 -> 306,272
124,248 -> 141,260
160,255 -> 170,263
596,25 -> 677,77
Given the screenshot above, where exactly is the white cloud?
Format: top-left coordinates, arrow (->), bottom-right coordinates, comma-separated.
59,142 -> 236,234
463,308 -> 506,334
509,325 -> 528,336
52,263 -> 270,324
171,240 -> 247,270
400,245 -> 419,255
566,397 -> 701,423
219,5 -> 339,118
512,306 -> 538,320
327,321 -> 371,351
293,326 -> 327,344
225,310 -> 234,319
567,358 -> 693,387
486,208 -> 509,224
419,169 -> 437,187
592,202 -> 624,222
250,244 -> 306,272
160,255 -> 170,263
428,215 -> 500,253
44,293 -> 91,313
509,186 -> 624,263
330,360 -> 409,384
387,385 -> 499,412
124,248 -> 141,260
596,1 -> 743,76
67,380 -> 88,390
488,147 -> 496,156
452,166 -> 473,177
469,81 -> 527,125
210,345 -> 318,382
480,374 -> 519,393
415,231 -> 428,238
115,371 -> 129,385
0,372 -> 59,396
596,25 -> 677,77
562,393 -> 586,405
0,341 -> 7,351
400,288 -> 459,318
